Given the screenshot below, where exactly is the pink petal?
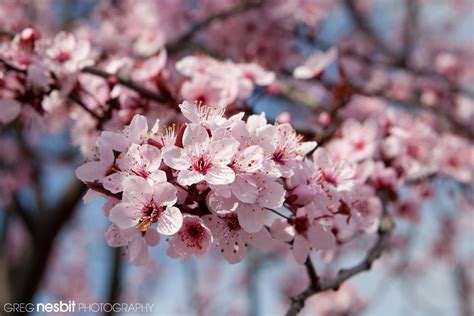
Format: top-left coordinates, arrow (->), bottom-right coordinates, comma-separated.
145,229 -> 161,246
182,123 -> 209,147
205,165 -> 235,185
231,175 -> 258,204
109,202 -> 140,229
163,147 -> 190,170
152,182 -> 177,206
237,205 -> 266,233
177,169 -> 204,186
258,181 -> 285,209
0,99 -> 21,124
75,161 -> 107,182
128,236 -> 144,261
307,223 -> 336,250
122,176 -> 152,204
293,234 -> 310,264
156,206 -> 183,235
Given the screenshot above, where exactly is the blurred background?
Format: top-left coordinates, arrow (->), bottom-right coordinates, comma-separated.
0,0 -> 473,315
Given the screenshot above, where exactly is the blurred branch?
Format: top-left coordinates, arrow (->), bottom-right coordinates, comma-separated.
10,196 -> 35,235
12,180 -> 86,306
455,263 -> 472,316
166,0 -> 264,54
82,67 -> 169,104
343,0 -> 402,63
286,193 -> 394,316
105,247 -> 123,316
401,0 -> 419,62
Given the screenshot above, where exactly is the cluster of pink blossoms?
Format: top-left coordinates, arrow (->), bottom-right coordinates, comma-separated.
76,100 -> 375,265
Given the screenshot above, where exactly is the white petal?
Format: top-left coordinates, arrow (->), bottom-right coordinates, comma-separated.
205,165 -> 235,185
293,235 -> 310,264
163,147 -> 190,170
109,203 -> 140,229
182,123 -> 209,147
237,205 -> 265,233
157,206 -> 183,235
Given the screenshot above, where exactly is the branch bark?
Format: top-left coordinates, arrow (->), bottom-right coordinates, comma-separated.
12,180 -> 86,309
286,196 -> 394,316
166,0 -> 263,54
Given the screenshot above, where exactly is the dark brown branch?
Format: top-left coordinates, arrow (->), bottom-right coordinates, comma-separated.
401,0 -> 419,62
286,196 -> 394,316
82,66 -> 168,104
343,0 -> 402,63
12,180 -> 86,307
166,0 -> 263,54
69,91 -> 103,121
105,247 -> 123,316
10,196 -> 35,235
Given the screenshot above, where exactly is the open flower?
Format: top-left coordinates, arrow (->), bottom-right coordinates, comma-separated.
179,101 -> 244,131
44,32 -> 93,74
263,123 -> 317,177
163,124 -> 239,186
167,215 -> 213,259
102,143 -> 166,193
109,176 -> 182,235
271,208 -> 336,264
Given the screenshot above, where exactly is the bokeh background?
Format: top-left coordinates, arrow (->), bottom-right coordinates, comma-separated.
0,0 -> 473,315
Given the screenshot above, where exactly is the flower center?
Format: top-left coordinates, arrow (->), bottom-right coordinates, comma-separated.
138,201 -> 163,232
55,51 -> 71,63
226,213 -> 240,231
133,167 -> 150,178
294,216 -> 310,235
192,156 -> 212,174
186,224 -> 206,241
272,149 -> 288,165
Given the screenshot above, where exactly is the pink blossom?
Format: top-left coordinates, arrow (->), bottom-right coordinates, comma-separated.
313,148 -> 356,199
270,208 -> 336,264
167,214 -> 213,259
44,32 -> 93,73
179,100 -> 244,131
203,212 -> 273,263
109,175 -> 182,235
163,123 -> 239,186
103,143 -> 166,193
264,123 -> 317,177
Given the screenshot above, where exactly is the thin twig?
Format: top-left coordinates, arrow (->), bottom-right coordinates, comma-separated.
166,0 -> 264,54
285,192 -> 394,316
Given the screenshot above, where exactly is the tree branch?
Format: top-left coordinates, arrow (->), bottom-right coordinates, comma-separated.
105,247 -> 123,316
286,194 -> 394,316
343,0 -> 402,63
166,0 -> 264,54
82,66 -> 169,104
12,180 -> 86,307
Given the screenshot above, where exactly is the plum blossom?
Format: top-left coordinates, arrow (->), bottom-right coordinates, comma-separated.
104,223 -> 160,265
102,143 -> 166,193
203,212 -> 274,263
109,176 -> 182,235
312,148 -> 356,201
327,119 -> 378,162
44,32 -> 93,74
167,215 -> 213,259
271,208 -> 336,264
163,123 -> 239,186
264,123 -> 317,177
178,101 -> 244,131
